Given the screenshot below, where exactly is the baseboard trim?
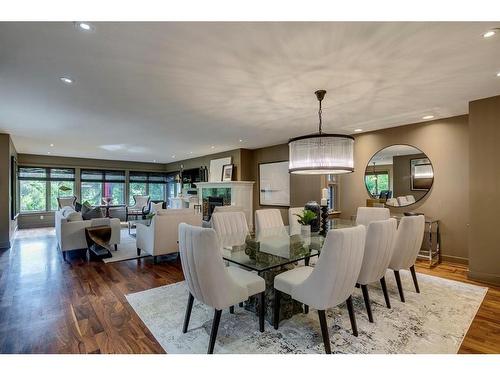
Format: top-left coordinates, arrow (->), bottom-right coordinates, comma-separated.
468,270 -> 500,287
441,254 -> 469,265
0,241 -> 11,250
17,223 -> 55,230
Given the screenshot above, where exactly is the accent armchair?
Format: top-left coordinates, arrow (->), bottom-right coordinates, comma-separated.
126,195 -> 150,221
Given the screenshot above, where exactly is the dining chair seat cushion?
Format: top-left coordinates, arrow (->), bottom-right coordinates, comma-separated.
274,266 -> 314,296
227,266 -> 265,297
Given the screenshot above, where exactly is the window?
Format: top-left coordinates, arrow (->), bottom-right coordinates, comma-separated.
166,173 -> 179,207
129,172 -> 167,204
327,174 -> 338,211
19,167 -> 75,212
365,171 -> 389,197
81,169 -> 125,206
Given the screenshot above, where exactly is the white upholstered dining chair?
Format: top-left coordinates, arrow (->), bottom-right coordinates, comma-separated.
386,198 -> 399,206
179,223 -> 266,354
273,225 -> 366,354
356,218 -> 397,322
355,207 -> 390,227
212,211 -> 249,249
255,209 -> 284,233
396,196 -> 409,206
389,215 -> 425,302
405,195 -> 416,204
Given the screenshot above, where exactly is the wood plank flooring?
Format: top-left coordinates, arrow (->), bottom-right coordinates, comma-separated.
0,228 -> 498,354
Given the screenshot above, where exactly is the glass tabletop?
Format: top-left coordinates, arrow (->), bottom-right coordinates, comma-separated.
221,218 -> 355,272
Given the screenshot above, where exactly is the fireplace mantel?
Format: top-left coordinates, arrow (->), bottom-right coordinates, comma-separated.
195,181 -> 255,230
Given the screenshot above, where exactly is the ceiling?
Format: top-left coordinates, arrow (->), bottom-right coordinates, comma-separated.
1,22 -> 499,163
369,145 -> 424,165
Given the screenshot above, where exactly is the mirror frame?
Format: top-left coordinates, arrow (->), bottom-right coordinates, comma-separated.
364,144 -> 434,207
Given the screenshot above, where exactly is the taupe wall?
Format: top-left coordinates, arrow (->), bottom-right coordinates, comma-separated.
0,134 -> 17,249
468,95 -> 500,285
165,149 -> 243,180
339,115 -> 470,264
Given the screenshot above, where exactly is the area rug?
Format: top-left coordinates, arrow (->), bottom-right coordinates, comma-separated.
103,229 -> 151,263
126,270 -> 487,354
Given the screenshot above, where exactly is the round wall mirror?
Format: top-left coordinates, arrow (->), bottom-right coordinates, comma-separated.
364,145 -> 434,207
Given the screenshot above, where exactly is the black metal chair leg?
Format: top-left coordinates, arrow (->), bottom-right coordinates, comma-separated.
136,248 -> 141,256
394,270 -> 405,302
380,277 -> 391,308
182,293 -> 194,333
361,284 -> 374,323
304,304 -> 309,314
410,265 -> 420,293
208,309 -> 222,354
346,296 -> 358,337
317,310 -> 331,354
259,292 -> 265,332
229,305 -> 234,314
274,289 -> 281,330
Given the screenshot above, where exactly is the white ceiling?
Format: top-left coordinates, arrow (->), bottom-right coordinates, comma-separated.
1,22 -> 499,163
368,145 -> 423,165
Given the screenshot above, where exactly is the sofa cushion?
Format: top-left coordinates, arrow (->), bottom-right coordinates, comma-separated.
82,206 -> 104,220
60,206 -> 75,218
66,211 -> 83,222
150,202 -> 163,213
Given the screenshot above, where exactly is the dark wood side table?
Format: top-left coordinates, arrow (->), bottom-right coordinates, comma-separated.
85,225 -> 113,260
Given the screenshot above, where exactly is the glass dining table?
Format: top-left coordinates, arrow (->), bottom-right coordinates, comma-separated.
219,218 -> 356,324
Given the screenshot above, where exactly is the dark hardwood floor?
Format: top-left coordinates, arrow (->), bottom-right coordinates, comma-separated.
0,228 -> 499,354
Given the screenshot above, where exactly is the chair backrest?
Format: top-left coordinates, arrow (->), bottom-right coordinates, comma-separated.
57,196 -> 77,209
293,225 -> 366,310
389,215 -> 425,270
212,211 -> 249,248
386,198 -> 399,207
132,195 -> 150,209
355,207 -> 390,227
396,196 -> 408,206
178,224 -> 247,309
288,207 -> 303,235
212,205 -> 243,214
255,209 -> 284,233
405,195 -> 416,204
357,218 -> 397,285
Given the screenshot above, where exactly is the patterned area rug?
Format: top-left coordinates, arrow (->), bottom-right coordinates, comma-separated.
126,270 -> 487,354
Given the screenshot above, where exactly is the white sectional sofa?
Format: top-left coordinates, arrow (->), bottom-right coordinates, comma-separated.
55,206 -> 121,260
136,208 -> 202,263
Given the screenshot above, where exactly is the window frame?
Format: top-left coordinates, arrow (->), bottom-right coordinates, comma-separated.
129,171 -> 168,204
80,169 -> 126,206
364,170 -> 390,197
18,166 -> 75,213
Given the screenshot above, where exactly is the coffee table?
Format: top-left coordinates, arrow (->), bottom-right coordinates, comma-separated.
128,218 -> 151,237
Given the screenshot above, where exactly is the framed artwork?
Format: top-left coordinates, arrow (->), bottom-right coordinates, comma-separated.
209,156 -> 232,182
411,158 -> 434,190
259,161 -> 290,206
221,164 -> 234,181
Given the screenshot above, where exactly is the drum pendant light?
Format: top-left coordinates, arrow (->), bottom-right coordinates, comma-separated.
288,90 -> 354,174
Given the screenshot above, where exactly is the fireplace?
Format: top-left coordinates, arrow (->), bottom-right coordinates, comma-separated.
207,196 -> 224,220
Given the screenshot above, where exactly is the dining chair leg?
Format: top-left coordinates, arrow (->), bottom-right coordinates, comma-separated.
136,248 -> 141,256
273,289 -> 281,330
182,293 -> 194,333
304,304 -> 309,314
345,295 -> 358,337
229,306 -> 234,314
259,292 -> 265,332
410,265 -> 420,293
394,270 -> 405,302
317,310 -> 331,354
360,285 -> 374,323
380,276 -> 391,308
208,309 -> 222,354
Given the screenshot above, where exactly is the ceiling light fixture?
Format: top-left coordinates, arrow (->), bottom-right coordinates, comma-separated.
422,115 -> 434,120
211,146 -> 215,149
288,90 -> 354,175
75,22 -> 94,32
239,139 -> 243,142
354,129 -> 363,132
60,77 -> 73,85
50,143 -> 54,147
497,72 -> 500,77
482,29 -> 498,38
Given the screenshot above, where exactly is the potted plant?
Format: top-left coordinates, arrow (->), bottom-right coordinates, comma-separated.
294,209 -> 317,239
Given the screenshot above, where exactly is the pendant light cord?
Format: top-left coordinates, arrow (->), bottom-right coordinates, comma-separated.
318,98 -> 323,134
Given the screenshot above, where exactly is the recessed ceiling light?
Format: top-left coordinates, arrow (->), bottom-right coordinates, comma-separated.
60,77 -> 73,85
239,139 -> 243,142
497,72 -> 500,77
152,160 -> 157,163
189,151 -> 193,154
50,143 -> 54,147
354,129 -> 363,132
171,155 -> 176,158
211,146 -> 215,149
422,115 -> 434,120
483,29 -> 498,38
75,22 -> 94,32
47,151 -> 51,155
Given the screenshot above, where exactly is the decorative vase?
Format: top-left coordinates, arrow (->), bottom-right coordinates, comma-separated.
305,201 -> 321,232
300,225 -> 311,246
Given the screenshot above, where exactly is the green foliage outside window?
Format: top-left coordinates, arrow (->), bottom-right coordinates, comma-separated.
20,180 -> 46,212
365,173 -> 389,196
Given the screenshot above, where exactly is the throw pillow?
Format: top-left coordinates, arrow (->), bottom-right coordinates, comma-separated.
66,211 -> 83,222
74,202 -> 82,212
82,206 -> 104,220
